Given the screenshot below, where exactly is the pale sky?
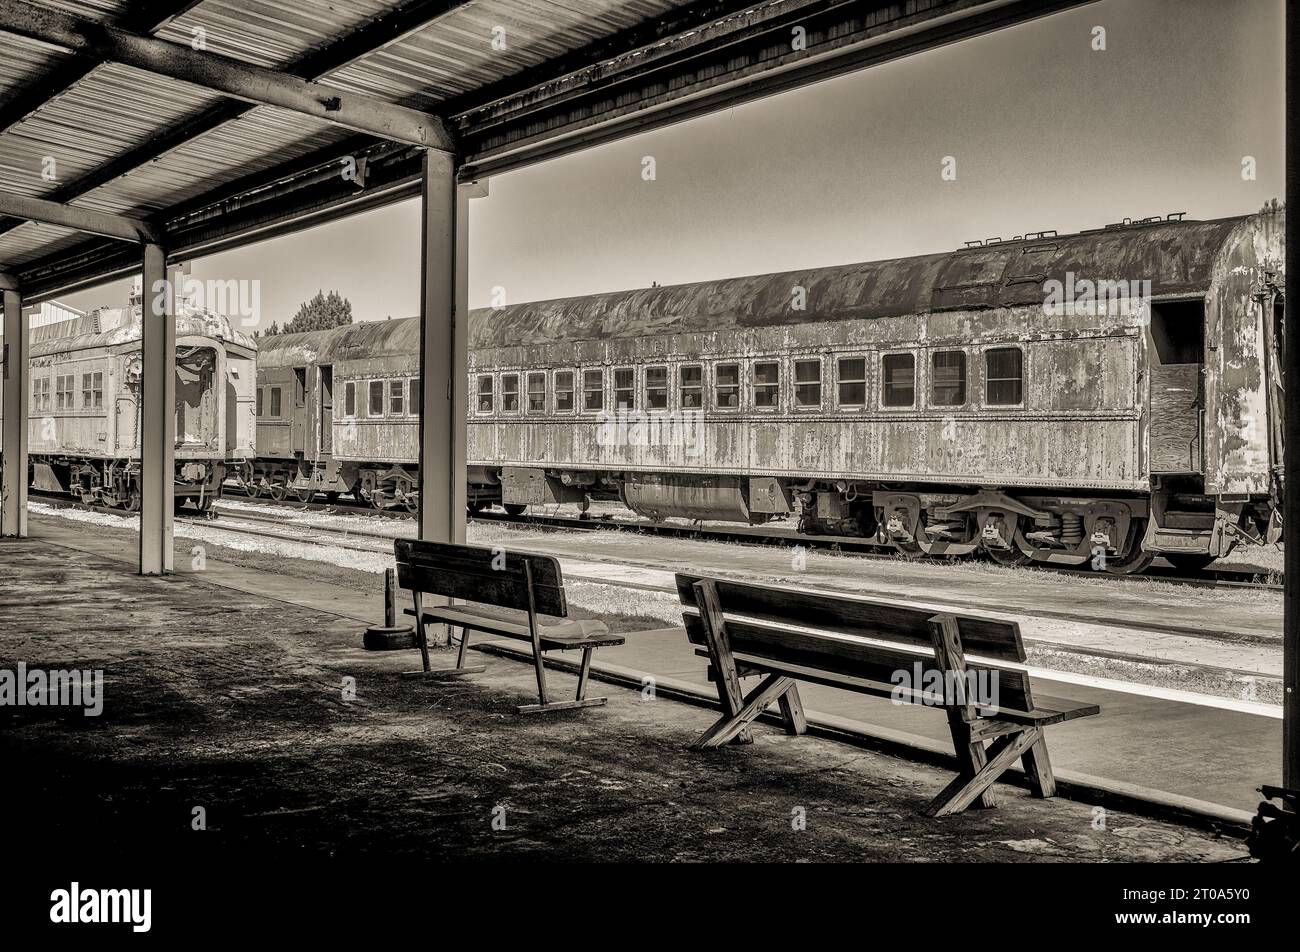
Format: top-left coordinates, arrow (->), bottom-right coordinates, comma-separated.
60,0 -> 1285,328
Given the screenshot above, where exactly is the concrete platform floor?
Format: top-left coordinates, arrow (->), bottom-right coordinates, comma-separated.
0,534 -> 1247,861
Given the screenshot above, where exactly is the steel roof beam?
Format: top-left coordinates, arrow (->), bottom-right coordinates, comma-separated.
0,0 -> 471,239
0,0 -> 204,138
0,0 -> 455,151
0,272 -> 17,290
0,191 -> 161,244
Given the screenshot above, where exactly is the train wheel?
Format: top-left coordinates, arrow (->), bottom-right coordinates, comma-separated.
269,480 -> 289,502
1101,523 -> 1155,575
294,486 -> 314,503
246,479 -> 262,499
985,544 -> 1033,567
892,540 -> 926,560
1162,553 -> 1217,573
503,503 -> 527,517
125,489 -> 141,512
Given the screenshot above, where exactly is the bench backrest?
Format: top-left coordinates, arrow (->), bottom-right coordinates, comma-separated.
395,539 -> 568,616
676,573 -> 1034,713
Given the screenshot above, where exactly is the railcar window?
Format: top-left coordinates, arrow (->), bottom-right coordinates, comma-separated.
256,387 -> 264,417
344,381 -> 356,417
645,366 -> 668,409
985,347 -> 1023,405
81,372 -> 103,410
752,361 -> 779,409
502,374 -> 520,412
555,371 -> 574,411
271,386 -> 283,418
881,353 -> 915,407
930,351 -> 967,406
367,381 -> 382,417
613,368 -> 634,410
528,372 -> 547,413
54,374 -> 73,410
715,363 -> 740,408
837,358 -> 866,408
680,365 -> 703,409
476,375 -> 494,413
389,379 -> 405,415
794,359 -> 822,408
409,379 -> 420,417
582,370 -> 603,411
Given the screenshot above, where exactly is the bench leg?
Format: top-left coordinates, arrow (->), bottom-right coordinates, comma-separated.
694,674 -> 795,750
400,621 -> 486,679
530,644 -> 549,707
455,626 -> 471,668
777,682 -> 807,736
1021,731 -> 1057,798
575,646 -> 593,701
926,728 -> 1041,817
943,711 -> 999,810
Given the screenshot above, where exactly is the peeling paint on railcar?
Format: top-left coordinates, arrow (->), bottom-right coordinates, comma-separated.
1204,211 -> 1284,495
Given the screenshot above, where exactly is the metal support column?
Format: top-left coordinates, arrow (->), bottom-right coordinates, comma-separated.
139,242 -> 174,574
1285,0 -> 1298,792
1,282 -> 28,538
416,148 -> 468,545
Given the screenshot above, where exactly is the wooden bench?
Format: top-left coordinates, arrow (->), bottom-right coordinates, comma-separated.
676,573 -> 1100,817
395,538 -> 625,714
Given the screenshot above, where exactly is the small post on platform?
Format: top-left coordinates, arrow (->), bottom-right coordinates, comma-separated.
1,276 -> 28,539
139,242 -> 175,574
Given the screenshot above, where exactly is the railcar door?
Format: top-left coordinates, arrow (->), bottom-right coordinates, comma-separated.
319,365 -> 333,456
292,367 -> 307,456
1147,299 -> 1204,474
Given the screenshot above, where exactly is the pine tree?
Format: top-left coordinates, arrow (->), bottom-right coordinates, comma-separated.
281,290 -> 354,334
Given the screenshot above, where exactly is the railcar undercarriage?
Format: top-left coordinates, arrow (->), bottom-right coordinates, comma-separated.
29,455 -> 226,512
476,466 -> 1278,574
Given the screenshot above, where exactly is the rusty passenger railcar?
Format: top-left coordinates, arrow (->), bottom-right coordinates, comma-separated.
0,298 -> 257,511
251,211 -> 1284,573
251,319 -> 423,508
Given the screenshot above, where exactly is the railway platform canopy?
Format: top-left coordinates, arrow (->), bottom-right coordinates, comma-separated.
0,0 -> 1101,573
0,0 -> 1296,815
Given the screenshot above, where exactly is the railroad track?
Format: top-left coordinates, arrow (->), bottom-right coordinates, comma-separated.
31,489 -> 1283,591
31,492 -> 1285,666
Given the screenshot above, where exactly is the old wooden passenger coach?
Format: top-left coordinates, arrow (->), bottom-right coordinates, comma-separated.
251,211 -> 1285,573
0,293 -> 257,511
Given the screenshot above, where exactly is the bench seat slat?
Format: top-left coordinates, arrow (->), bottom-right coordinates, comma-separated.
408,606 -> 626,650
693,647 -> 1098,726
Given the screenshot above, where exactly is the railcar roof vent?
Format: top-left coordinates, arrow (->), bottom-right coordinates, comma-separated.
963,239 -> 984,248
1166,211 -> 1187,220
985,237 -> 1003,245
1023,229 -> 1057,240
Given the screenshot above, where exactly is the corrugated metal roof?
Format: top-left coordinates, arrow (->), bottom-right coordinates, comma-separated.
0,0 -> 709,280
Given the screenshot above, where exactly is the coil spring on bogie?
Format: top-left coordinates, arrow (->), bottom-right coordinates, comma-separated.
1060,512 -> 1084,546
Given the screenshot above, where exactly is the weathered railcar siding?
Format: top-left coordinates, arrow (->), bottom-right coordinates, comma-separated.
256,321 -> 423,466
469,300 -> 1145,490
1204,212 -> 1285,495
4,309 -> 256,463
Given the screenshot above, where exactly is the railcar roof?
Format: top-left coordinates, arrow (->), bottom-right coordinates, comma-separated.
256,214 -> 1254,361
27,306 -> 257,358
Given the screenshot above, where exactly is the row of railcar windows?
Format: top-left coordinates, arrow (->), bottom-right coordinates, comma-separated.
256,379 -> 423,420
29,373 -> 104,412
473,348 -> 1023,414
